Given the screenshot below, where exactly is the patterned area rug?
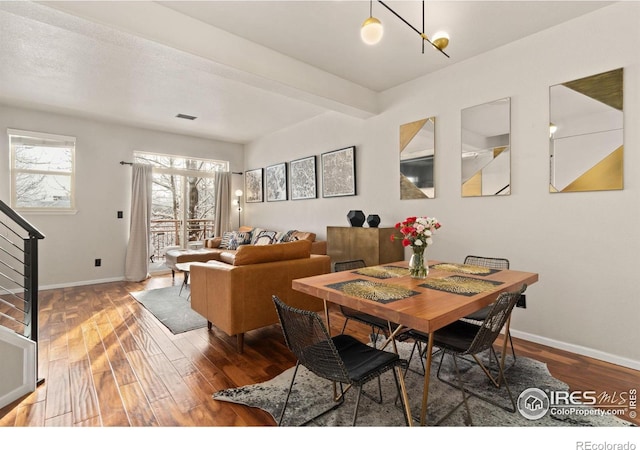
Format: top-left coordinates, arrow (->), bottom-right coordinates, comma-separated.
130,285 -> 207,334
213,341 -> 633,427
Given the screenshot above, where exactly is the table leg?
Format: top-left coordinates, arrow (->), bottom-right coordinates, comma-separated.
386,321 -> 413,427
420,332 -> 435,426
323,300 -> 338,401
396,366 -> 413,426
179,271 -> 189,296
323,299 -> 331,334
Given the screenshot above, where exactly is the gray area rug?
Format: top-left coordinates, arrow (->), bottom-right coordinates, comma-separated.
130,285 -> 207,334
213,340 -> 633,427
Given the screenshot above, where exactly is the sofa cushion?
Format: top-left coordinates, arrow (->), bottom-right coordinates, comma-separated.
220,239 -> 312,266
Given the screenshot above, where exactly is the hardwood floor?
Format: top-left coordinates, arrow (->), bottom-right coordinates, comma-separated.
1,274 -> 638,427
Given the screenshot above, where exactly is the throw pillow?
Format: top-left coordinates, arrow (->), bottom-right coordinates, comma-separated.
228,235 -> 239,250
219,231 -> 235,249
250,227 -> 265,245
277,229 -> 298,243
254,230 -> 277,246
220,231 -> 253,250
254,236 -> 274,246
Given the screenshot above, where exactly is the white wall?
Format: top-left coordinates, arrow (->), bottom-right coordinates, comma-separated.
244,2 -> 640,368
0,105 -> 244,287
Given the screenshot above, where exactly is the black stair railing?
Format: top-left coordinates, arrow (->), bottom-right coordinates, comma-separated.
0,199 -> 45,383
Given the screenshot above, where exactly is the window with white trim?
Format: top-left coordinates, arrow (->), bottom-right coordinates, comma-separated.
8,129 -> 76,211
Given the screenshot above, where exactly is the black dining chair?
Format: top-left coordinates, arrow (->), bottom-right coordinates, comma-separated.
462,255 -> 517,371
334,259 -> 404,403
406,284 -> 527,425
272,295 -> 408,426
334,260 -> 393,341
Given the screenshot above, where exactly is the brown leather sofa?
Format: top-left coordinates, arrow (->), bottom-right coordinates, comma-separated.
164,227 -> 327,277
189,239 -> 330,353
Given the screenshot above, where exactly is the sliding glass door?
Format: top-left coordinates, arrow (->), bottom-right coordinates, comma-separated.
134,152 -> 227,260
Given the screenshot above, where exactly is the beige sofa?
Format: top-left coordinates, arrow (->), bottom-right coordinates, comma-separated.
189,239 -> 330,353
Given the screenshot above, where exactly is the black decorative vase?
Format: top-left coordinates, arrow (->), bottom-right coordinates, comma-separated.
347,210 -> 366,227
366,214 -> 381,228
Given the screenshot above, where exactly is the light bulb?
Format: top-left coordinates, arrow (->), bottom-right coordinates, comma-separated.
235,189 -> 243,197
431,31 -> 450,51
361,16 -> 383,45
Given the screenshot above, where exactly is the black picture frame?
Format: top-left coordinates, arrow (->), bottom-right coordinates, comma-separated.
289,155 -> 317,200
245,168 -> 264,203
321,146 -> 356,198
265,162 -> 288,202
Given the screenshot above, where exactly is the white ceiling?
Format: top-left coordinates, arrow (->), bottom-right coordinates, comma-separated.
0,1 -> 612,144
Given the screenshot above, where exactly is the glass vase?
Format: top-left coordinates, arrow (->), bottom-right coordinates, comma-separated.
409,246 -> 428,279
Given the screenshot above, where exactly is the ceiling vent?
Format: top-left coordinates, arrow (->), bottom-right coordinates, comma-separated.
176,113 -> 197,120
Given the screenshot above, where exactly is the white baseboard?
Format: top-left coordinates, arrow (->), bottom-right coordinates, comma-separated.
511,328 -> 640,371
39,269 -> 170,292
40,276 -> 125,291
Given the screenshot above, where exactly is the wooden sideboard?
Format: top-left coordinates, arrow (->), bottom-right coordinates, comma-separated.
326,226 -> 404,268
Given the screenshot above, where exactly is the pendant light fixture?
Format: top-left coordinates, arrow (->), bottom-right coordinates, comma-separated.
361,0 -> 450,58
361,0 -> 383,45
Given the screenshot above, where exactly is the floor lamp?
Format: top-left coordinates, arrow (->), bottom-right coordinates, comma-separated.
233,189 -> 243,229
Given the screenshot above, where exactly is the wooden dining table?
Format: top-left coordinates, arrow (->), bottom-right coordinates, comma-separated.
291,259 -> 539,426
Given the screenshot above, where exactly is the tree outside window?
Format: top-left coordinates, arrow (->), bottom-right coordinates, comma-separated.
134,152 -> 227,258
8,129 -> 76,211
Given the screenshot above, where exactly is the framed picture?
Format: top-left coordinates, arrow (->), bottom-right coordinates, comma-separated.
245,168 -> 264,203
321,146 -> 356,198
265,162 -> 288,202
289,155 -> 317,200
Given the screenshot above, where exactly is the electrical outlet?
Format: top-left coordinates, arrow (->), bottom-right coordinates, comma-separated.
117,211 -> 123,219
95,258 -> 101,267
516,294 -> 526,308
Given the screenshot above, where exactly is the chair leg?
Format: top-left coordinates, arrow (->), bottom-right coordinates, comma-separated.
391,365 -> 411,426
340,318 -> 349,334
452,354 -> 473,426
278,362 -> 300,426
438,348 -> 517,414
405,340 -> 427,377
352,385 -> 364,426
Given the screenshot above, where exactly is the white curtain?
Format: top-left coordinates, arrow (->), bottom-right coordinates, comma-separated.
214,171 -> 231,237
125,163 -> 152,281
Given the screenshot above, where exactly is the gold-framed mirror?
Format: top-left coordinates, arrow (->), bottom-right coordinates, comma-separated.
549,68 -> 623,193
461,97 -> 511,197
400,117 -> 435,199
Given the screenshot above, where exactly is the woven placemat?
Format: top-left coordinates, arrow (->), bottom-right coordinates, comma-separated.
419,275 -> 504,297
430,263 -> 500,276
325,278 -> 420,304
353,265 -> 409,279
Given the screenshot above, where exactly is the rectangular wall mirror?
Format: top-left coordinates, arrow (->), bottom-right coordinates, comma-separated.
400,117 -> 435,199
549,68 -> 623,193
461,97 -> 511,197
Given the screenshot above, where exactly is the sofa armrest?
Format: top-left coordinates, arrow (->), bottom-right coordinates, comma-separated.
311,240 -> 327,255
190,255 -> 330,339
205,237 -> 222,248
